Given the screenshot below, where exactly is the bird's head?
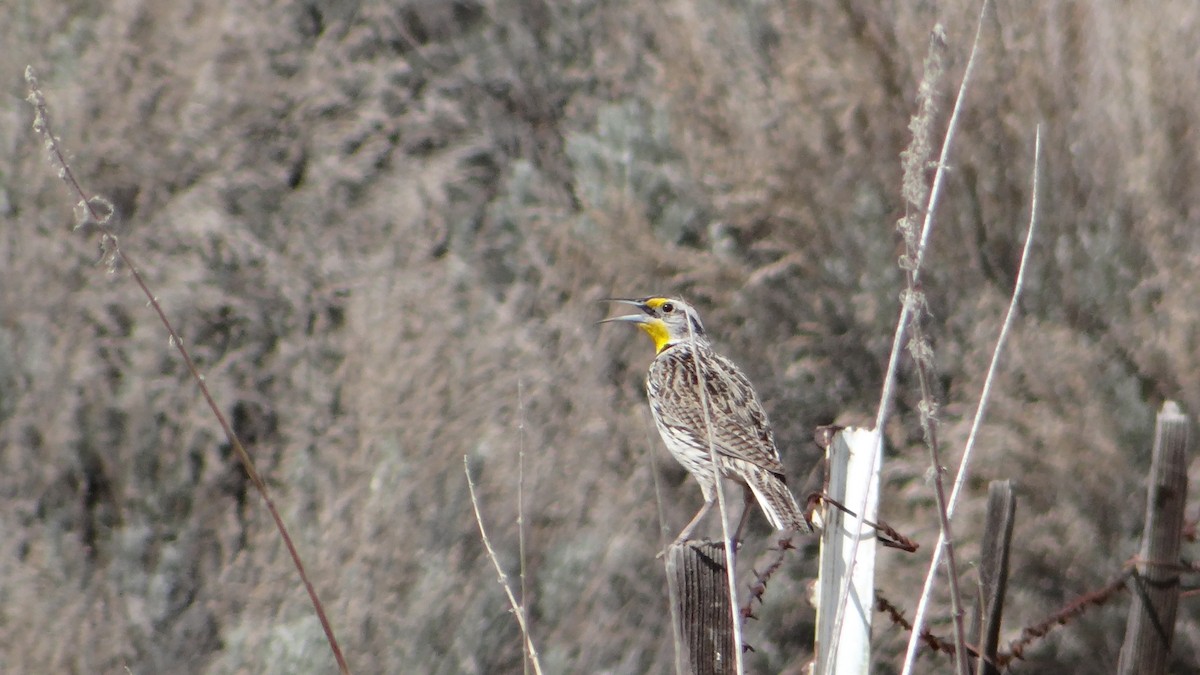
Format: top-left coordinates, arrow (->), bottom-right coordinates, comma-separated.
599,296 -> 707,354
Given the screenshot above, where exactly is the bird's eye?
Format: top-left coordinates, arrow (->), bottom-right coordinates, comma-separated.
661,302 -> 674,313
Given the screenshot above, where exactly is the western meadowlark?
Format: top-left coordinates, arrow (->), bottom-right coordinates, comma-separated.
602,296 -> 811,546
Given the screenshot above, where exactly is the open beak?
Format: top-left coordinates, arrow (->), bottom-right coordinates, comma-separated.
597,298 -> 653,325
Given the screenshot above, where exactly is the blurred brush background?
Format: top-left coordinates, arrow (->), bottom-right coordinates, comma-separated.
2,1 -> 1198,672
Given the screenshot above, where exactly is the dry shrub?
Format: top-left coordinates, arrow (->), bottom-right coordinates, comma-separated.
3,1 -> 1199,672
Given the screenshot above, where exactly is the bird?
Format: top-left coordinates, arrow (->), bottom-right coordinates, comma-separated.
601,296 -> 811,547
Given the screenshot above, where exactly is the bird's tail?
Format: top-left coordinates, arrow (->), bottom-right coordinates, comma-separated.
745,469 -> 812,534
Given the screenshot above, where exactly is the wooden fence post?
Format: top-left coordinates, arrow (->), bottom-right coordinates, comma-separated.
1117,401 -> 1190,675
970,480 -> 1016,675
666,540 -> 735,675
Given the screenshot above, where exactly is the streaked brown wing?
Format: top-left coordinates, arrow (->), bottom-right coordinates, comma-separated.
652,345 -> 785,476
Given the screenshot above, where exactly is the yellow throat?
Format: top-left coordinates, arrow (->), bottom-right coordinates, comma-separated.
638,319 -> 672,354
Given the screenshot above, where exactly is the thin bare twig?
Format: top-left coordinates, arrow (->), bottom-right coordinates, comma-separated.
685,317 -> 745,675
517,381 -> 531,675
464,457 -> 545,675
644,409 -> 671,550
907,124 -> 1044,643
948,125 -> 1041,517
902,123 -> 1042,673
644,412 -> 686,675
24,66 -> 351,675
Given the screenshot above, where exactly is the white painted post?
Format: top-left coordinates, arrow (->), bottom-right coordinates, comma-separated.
814,428 -> 881,675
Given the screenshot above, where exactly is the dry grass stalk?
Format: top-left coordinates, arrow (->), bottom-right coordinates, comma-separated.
516,380 -> 533,675
835,3 -> 993,667
901,124 -> 1043,673
464,457 -> 545,675
684,317 -> 745,675
902,125 -> 1044,671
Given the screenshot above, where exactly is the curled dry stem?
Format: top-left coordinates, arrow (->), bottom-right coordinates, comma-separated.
25,66 -> 351,675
